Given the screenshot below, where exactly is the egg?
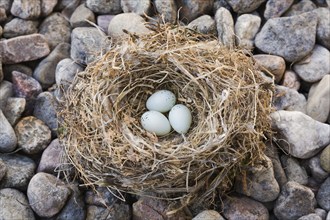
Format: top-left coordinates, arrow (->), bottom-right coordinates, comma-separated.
141,111 -> 171,136
168,104 -> 192,134
146,90 -> 176,113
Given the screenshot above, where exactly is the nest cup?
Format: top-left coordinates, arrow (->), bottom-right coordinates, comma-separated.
59,24 -> 274,209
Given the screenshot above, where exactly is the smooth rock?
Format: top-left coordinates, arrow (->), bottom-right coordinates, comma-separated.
284,0 -> 316,16
281,155 -> 308,185
41,0 -> 58,16
235,155 -> 280,202
273,86 -> 307,113
298,213 -> 322,220
3,18 -> 38,38
55,58 -> 83,88
108,13 -> 151,39
315,8 -> 330,49
0,110 -> 17,153
274,181 -> 316,220
264,0 -> 294,19
187,15 -> 216,34
0,154 -> 36,191
3,64 -> 33,79
253,55 -> 286,83
33,43 -> 71,89
235,14 -> 261,50
154,0 -> 177,24
317,177 -> 330,211
306,156 -> 329,183
225,0 -> 265,13
193,210 -> 225,220
222,196 -> 269,220
0,188 -> 35,220
0,34 -> 50,64
293,45 -> 330,83
96,15 -> 115,33
314,208 -> 327,220
70,4 -> 95,28
15,116 -> 52,154
37,139 -> 64,174
281,70 -> 301,91
10,0 -> 41,19
0,160 -> 6,182
0,81 -> 13,110
3,97 -> 26,126
320,145 -> 330,173
213,0 -> 231,12
255,12 -> 317,62
176,0 -> 213,23
0,0 -> 12,12
86,204 -> 131,220
271,110 -> 330,159
307,75 -> 330,122
71,27 -> 109,65
85,187 -> 117,207
86,0 -> 122,14
27,172 -> 71,218
215,7 -> 235,48
39,13 -> 71,50
121,0 -> 151,15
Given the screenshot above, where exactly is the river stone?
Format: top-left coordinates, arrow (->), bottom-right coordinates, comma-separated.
0,154 -> 36,191
235,155 -> 280,202
223,196 -> 269,220
37,139 -> 63,174
108,13 -> 151,39
213,0 -> 231,12
15,116 -> 51,154
281,70 -> 301,91
10,0 -> 41,19
27,172 -> 71,218
293,45 -> 330,83
33,43 -> 71,89
235,14 -> 261,50
306,156 -> 329,183
225,0 -> 265,13
317,177 -> 330,211
121,0 -> 151,15
71,27 -> 110,65
274,181 -> 316,220
284,0 -> 316,16
273,86 -> 307,113
253,55 -> 285,83
215,7 -> 235,48
281,155 -> 308,185
0,81 -> 13,110
3,18 -> 38,38
96,15 -> 114,33
86,0 -> 122,14
0,160 -> 6,182
0,0 -> 12,12
0,110 -> 17,153
3,97 -> 26,126
315,208 -> 327,220
271,110 -> 330,159
176,0 -> 213,23
154,0 -> 177,24
39,12 -> 71,50
315,8 -> 330,49
298,213 -> 322,220
264,0 -> 294,19
55,58 -> 83,88
255,12 -> 317,62
86,204 -> 131,220
320,145 -> 330,173
193,210 -> 225,220
187,15 -> 216,34
0,34 -> 50,64
3,64 -> 33,80
85,187 -> 118,207
41,0 -> 58,16
70,4 -> 95,28
0,188 -> 35,220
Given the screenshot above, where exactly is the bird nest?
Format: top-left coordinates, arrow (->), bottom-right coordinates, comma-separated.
58,24 -> 274,211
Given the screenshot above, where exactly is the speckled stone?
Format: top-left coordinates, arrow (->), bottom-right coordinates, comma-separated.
0,109 -> 17,153
235,14 -> 261,50
281,70 -> 301,91
264,0 -> 294,19
37,139 -> 63,174
281,155 -> 308,185
41,0 -> 58,16
176,0 -> 213,23
154,0 -> 177,24
10,0 -> 41,19
187,15 -> 216,34
284,0 -> 316,16
121,0 -> 151,15
215,7 -> 235,48
70,4 -> 95,28
320,145 -> 330,173
3,18 -> 39,38
0,80 -> 13,110
226,0 -> 265,13
3,97 -> 26,126
316,177 -> 330,211
86,0 -> 122,14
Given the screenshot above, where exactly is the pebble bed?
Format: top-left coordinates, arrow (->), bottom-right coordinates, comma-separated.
0,0 -> 329,219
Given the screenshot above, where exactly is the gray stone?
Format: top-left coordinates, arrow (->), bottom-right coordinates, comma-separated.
315,8 -> 330,49
264,0 -> 294,19
85,187 -> 117,207
0,0 -> 12,12
307,156 -> 328,183
0,109 -> 17,153
0,7 -> 6,22
108,13 -> 151,39
281,70 -> 301,91
314,208 -> 327,220
0,154 -> 36,191
176,0 -> 213,23
121,0 -> 151,15
293,45 -> 330,83
3,97 -> 26,126
298,213 -> 322,220
215,7 -> 235,48
37,139 -> 63,174
284,0 -> 316,16
255,13 -> 317,62
3,64 -> 33,79
55,58 -> 83,88
97,15 -> 115,33
10,0 -> 41,19
225,0 -> 265,13
274,181 -> 316,220
320,145 -> 330,173
307,75 -> 330,122
193,210 -> 225,220
281,155 -> 308,185
0,80 -> 13,110
3,18 -> 38,38
33,43 -> 71,89
273,86 -> 307,113
15,116 -> 52,154
70,4 -> 95,28
154,0 -> 177,24
71,27 -> 110,65
253,55 -> 286,83
317,177 -> 330,211
0,160 -> 6,182
86,203 -> 131,220
39,13 -> 71,50
235,14 -> 261,50
27,172 -> 71,218
327,212 -> 330,220
0,188 -> 35,220
223,196 -> 269,220
0,34 -> 50,64
235,155 -> 280,202
41,0 -> 58,16
271,110 -> 330,159
187,15 -> 216,34
213,0 -> 231,12
86,0 -> 122,14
